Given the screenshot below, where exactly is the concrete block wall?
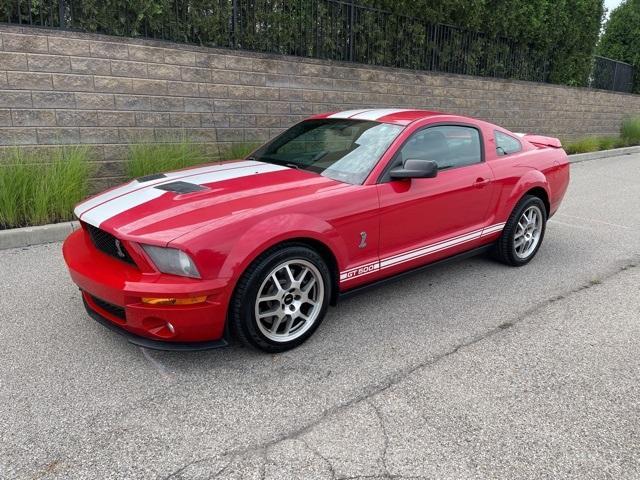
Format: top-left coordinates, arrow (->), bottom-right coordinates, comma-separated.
1,24 -> 640,187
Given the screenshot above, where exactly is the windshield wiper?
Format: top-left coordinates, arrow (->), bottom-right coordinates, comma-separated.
250,156 -> 302,170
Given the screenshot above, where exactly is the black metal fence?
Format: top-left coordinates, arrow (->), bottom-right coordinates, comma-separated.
590,56 -> 634,93
0,0 -> 634,92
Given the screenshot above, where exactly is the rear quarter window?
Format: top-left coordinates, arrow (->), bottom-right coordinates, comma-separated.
495,131 -> 522,156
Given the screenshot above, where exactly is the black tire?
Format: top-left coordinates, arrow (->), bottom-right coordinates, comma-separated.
229,243 -> 332,353
494,194 -> 547,266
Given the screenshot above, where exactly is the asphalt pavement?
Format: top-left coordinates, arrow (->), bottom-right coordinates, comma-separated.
1,153 -> 639,479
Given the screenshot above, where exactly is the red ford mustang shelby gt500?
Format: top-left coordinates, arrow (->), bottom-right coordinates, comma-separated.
63,109 -> 570,352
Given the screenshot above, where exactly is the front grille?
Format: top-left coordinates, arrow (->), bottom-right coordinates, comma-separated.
84,223 -> 136,265
89,294 -> 126,320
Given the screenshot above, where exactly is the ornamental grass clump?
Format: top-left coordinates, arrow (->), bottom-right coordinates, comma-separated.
0,146 -> 91,229
562,136 -> 624,154
126,139 -> 261,179
126,139 -> 209,179
621,117 -> 640,146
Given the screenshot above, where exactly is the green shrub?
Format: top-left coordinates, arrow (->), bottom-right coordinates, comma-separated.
0,146 -> 92,229
563,136 -> 622,155
621,117 -> 640,146
595,136 -> 618,151
563,137 -> 601,154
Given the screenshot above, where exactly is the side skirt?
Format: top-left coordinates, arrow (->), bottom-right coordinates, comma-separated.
337,244 -> 493,301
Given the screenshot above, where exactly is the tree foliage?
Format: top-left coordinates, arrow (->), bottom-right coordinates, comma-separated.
598,0 -> 640,93
0,0 -> 605,87
368,0 -> 604,86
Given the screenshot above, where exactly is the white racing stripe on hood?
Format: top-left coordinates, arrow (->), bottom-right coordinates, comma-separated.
81,187 -> 166,228
74,160 -> 261,219
79,161 -> 288,228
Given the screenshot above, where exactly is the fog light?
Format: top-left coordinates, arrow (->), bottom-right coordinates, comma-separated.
142,296 -> 207,306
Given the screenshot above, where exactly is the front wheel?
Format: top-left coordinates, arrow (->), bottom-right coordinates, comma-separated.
229,244 -> 331,352
494,195 -> 547,266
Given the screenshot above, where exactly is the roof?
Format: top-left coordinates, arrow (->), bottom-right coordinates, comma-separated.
311,108 -> 448,125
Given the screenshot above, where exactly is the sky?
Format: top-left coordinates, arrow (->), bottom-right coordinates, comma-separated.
604,0 -> 624,18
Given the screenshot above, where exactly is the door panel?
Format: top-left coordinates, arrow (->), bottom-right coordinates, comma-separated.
377,162 -> 495,277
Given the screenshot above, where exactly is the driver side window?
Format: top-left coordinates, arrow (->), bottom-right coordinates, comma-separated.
398,125 -> 482,170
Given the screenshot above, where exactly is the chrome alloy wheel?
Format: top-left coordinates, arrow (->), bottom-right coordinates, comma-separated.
254,259 -> 324,342
514,205 -> 543,259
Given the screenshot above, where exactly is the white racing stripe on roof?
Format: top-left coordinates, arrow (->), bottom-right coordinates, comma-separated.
327,109 -> 374,119
350,108 -> 412,121
74,160 -> 261,219
80,162 -> 288,228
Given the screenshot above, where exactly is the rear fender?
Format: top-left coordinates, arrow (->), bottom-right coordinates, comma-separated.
501,170 -> 550,220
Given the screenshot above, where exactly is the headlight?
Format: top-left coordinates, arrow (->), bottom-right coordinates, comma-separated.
142,245 -> 201,279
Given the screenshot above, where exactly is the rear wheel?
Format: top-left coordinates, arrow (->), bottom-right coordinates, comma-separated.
494,195 -> 547,266
229,244 -> 331,352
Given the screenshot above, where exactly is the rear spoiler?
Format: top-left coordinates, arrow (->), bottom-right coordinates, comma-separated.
514,132 -> 562,149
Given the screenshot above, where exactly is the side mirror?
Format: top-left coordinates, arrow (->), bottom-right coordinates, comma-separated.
389,159 -> 438,180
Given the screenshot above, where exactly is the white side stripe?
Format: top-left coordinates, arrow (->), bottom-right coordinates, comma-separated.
481,222 -> 506,235
340,223 -> 506,283
339,260 -> 380,281
380,229 -> 483,269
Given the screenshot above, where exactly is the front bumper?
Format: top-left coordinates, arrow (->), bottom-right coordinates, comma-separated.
82,295 -> 227,351
63,228 -> 232,345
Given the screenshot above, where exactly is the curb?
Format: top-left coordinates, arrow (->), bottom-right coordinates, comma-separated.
1,146 -> 638,251
568,145 -> 640,163
0,221 -> 80,251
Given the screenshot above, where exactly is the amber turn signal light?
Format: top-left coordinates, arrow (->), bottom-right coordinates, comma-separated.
142,296 -> 207,306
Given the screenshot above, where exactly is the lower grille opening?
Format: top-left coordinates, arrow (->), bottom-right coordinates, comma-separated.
89,294 -> 126,321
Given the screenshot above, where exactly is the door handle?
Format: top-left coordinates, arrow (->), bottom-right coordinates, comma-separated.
474,177 -> 491,188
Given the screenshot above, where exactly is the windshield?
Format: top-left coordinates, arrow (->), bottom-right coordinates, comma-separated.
250,119 -> 404,184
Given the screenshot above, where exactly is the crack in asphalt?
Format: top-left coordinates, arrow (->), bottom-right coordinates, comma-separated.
259,447 -> 267,480
299,437 -> 337,480
160,257 -> 639,479
367,400 -> 390,478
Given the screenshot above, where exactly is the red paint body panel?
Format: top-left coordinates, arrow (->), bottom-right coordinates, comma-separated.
63,109 -> 570,345
64,228 -> 230,341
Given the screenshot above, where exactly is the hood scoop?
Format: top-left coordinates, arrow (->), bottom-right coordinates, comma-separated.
155,181 -> 208,194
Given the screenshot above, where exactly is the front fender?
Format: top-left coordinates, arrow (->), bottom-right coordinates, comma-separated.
218,213 -> 347,284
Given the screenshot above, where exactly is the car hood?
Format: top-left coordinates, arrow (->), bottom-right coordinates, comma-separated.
74,160 -> 345,245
